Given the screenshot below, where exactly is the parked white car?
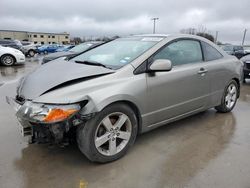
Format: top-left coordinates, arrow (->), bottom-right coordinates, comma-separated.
0,45 -> 25,66
243,46 -> 250,54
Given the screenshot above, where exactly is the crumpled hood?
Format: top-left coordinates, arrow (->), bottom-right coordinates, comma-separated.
18,60 -> 115,100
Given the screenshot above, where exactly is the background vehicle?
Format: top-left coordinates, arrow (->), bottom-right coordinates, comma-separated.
0,39 -> 24,52
9,34 -> 242,163
21,41 -> 38,57
243,46 -> 250,54
222,45 -> 246,59
0,45 -> 25,66
240,54 -> 250,82
37,44 -> 63,54
42,41 -> 104,64
55,45 -> 75,52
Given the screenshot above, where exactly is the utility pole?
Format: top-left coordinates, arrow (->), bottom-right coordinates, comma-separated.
151,17 -> 159,34
215,31 -> 219,44
242,29 -> 247,46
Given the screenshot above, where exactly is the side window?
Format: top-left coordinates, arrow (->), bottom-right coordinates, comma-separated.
234,46 -> 243,51
153,40 -> 203,66
201,41 -> 223,61
3,41 -> 8,44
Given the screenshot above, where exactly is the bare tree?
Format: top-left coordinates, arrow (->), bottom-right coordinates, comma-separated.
180,26 -> 215,42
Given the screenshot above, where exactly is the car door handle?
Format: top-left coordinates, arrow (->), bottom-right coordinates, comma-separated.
198,68 -> 208,75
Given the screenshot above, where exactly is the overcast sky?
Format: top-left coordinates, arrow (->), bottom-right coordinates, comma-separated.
0,0 -> 250,44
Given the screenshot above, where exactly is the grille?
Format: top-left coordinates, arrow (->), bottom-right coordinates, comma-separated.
246,63 -> 250,69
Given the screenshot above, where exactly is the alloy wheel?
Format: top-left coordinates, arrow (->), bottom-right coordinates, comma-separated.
94,112 -> 132,156
225,83 -> 237,109
29,50 -> 35,57
2,55 -> 14,66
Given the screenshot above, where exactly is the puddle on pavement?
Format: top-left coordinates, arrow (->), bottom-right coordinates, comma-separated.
0,56 -> 41,83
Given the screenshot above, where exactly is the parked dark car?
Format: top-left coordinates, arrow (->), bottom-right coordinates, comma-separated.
42,41 -> 104,64
0,39 -> 23,52
240,54 -> 250,82
222,45 -> 246,59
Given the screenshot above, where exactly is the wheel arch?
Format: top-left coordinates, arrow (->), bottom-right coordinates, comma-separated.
0,53 -> 17,63
232,77 -> 240,98
106,100 -> 142,134
28,49 -> 36,53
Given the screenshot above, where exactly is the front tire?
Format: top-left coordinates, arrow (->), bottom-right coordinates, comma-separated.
0,55 -> 15,66
215,80 -> 239,113
77,103 -> 138,163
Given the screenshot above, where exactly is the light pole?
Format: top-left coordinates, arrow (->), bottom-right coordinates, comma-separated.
242,29 -> 247,46
215,31 -> 219,44
151,17 -> 159,34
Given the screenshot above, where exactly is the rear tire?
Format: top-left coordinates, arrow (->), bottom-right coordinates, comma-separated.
0,55 -> 15,66
215,80 -> 238,113
28,50 -> 35,57
77,103 -> 138,163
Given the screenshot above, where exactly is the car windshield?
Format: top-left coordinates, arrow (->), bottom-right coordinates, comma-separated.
14,40 -> 22,46
40,45 -> 49,48
21,41 -> 32,46
69,43 -> 96,53
72,37 -> 162,69
240,54 -> 250,61
223,45 -> 234,51
69,43 -> 94,53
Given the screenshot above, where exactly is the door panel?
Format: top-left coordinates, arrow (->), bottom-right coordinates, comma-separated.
145,63 -> 209,126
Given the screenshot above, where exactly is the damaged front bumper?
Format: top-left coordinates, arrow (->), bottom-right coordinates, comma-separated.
6,96 -> 94,144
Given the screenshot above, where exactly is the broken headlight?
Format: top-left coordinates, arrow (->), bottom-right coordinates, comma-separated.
17,101 -> 81,123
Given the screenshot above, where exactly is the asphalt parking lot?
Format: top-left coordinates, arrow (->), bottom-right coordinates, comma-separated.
1,57 -> 250,188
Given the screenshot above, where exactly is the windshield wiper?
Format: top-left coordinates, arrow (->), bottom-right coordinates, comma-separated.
74,60 -> 112,69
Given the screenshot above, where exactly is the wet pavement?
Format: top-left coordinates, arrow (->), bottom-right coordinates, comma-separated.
1,57 -> 250,188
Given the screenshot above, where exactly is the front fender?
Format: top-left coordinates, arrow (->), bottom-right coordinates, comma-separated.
80,94 -> 143,116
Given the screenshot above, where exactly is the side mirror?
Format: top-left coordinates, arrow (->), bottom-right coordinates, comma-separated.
149,59 -> 172,72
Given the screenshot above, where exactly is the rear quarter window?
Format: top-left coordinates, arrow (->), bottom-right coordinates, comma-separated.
201,41 -> 223,61
0,41 -> 9,45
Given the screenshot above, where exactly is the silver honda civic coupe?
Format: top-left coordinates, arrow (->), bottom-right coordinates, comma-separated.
7,34 -> 243,163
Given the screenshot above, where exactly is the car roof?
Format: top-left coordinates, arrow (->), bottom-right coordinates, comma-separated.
87,41 -> 105,44
132,33 -> 215,41
134,34 -> 170,38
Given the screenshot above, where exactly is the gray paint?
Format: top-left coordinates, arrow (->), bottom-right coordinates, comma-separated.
18,59 -> 114,99
16,34 -> 242,133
